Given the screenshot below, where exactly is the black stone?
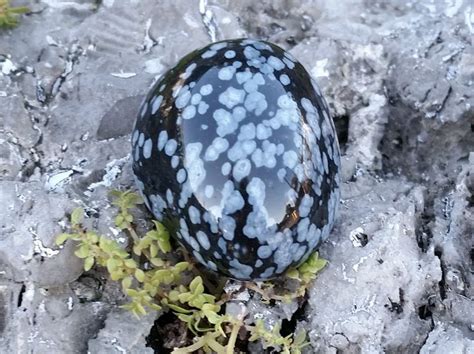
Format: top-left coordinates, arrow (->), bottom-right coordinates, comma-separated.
132,39 -> 340,280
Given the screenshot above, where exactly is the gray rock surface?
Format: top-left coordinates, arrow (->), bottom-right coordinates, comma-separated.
88,309 -> 158,354
0,0 -> 472,353
1,181 -> 84,286
0,281 -> 110,353
307,177 -> 441,352
420,323 -> 474,354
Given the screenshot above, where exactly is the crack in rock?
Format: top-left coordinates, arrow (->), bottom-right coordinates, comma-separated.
30,228 -> 60,258
86,155 -> 129,193
199,0 -> 218,42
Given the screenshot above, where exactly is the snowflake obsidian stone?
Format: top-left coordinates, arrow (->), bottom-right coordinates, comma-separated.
132,39 -> 340,280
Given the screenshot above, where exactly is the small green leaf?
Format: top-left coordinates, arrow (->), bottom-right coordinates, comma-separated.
84,256 -> 95,271
116,249 -> 129,259
115,214 -> 124,225
135,302 -> 147,316
87,232 -> 99,244
177,313 -> 193,324
152,220 -> 166,234
293,329 -> 307,346
158,238 -> 171,253
109,190 -> 123,199
135,269 -> 146,283
133,244 -> 142,256
201,294 -> 215,304
120,303 -> 134,312
153,269 -> 174,284
150,243 -> 158,258
140,235 -> 153,248
124,258 -> 137,269
126,192 -> 144,206
168,290 -> 180,302
174,262 -> 190,273
126,289 -> 139,297
99,236 -> 108,249
9,6 -> 30,15
168,303 -> 192,314
150,303 -> 162,311
101,242 -> 115,255
191,296 -> 206,309
189,276 -> 203,295
122,276 -> 132,290
115,218 -> 128,230
106,258 -> 120,273
202,304 -> 221,324
145,230 -> 158,240
71,207 -> 84,226
74,244 -> 89,259
178,292 -> 192,303
285,268 -> 299,279
297,252 -> 328,283
110,269 -> 124,281
55,233 -> 71,246
110,190 -> 143,210
150,257 -> 164,267
312,257 -> 327,271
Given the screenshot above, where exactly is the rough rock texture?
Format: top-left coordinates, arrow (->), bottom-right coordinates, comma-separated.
0,0 -> 472,353
88,309 -> 158,354
308,177 -> 442,352
1,181 -> 84,286
420,323 -> 474,354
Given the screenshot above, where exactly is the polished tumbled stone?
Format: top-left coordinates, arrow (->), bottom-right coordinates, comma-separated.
132,38 -> 341,280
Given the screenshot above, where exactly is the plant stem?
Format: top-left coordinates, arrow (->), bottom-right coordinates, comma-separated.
244,282 -> 297,302
171,336 -> 207,353
226,320 -> 242,354
127,224 -> 140,243
206,333 -> 226,354
127,224 -> 154,262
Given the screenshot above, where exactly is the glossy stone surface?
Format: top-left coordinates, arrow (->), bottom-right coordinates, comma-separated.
132,39 -> 340,280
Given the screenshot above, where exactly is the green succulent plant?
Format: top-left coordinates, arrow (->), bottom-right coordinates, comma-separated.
56,189 -> 327,352
0,0 -> 29,28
